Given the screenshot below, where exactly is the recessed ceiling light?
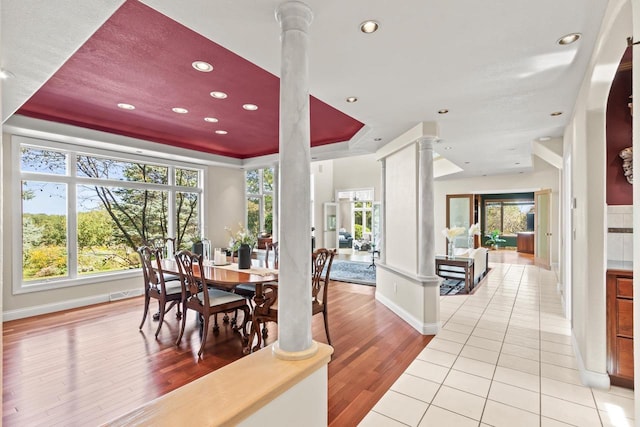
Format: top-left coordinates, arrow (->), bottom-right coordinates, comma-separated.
550,111 -> 563,116
210,91 -> 228,99
346,96 -> 358,103
443,146 -> 452,150
0,68 -> 15,79
117,103 -> 135,110
242,104 -> 259,111
538,136 -> 552,141
557,33 -> 581,45
172,107 -> 188,114
192,61 -> 213,72
204,117 -> 219,123
438,109 -> 449,114
215,130 -> 228,135
360,20 -> 379,34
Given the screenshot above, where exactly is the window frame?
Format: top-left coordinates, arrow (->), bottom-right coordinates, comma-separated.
245,168 -> 274,235
12,136 -> 206,294
483,198 -> 534,237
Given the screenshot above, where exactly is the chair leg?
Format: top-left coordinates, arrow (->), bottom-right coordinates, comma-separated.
155,300 -> 166,338
237,306 -> 250,338
323,311 -> 331,346
198,314 -> 210,357
175,303 -> 188,346
139,294 -> 150,329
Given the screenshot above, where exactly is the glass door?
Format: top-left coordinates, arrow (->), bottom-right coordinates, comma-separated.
446,194 -> 474,255
534,189 -> 551,269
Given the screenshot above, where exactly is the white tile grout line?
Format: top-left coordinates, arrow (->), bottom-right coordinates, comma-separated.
372,263 -> 622,426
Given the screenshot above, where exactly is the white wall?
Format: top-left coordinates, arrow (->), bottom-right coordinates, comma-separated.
563,0 -> 631,388
311,160 -> 333,249
205,166 -> 246,248
385,145 -> 417,273
332,154 -> 381,196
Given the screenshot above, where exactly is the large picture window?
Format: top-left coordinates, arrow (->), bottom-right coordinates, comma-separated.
15,138 -> 204,292
245,168 -> 273,235
484,199 -> 534,236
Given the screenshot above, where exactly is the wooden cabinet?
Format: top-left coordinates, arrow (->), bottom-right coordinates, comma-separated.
516,232 -> 534,254
606,269 -> 634,388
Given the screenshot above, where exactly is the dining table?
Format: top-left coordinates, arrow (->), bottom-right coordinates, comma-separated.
158,257 -> 278,290
156,257 -> 278,352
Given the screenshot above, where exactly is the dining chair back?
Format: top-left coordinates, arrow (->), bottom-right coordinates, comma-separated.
137,246 -> 183,337
311,248 -> 336,345
145,237 -> 176,260
174,250 -> 250,357
265,241 -> 279,269
247,247 -> 336,352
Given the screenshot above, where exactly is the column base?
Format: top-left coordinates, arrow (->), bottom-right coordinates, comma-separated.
272,340 -> 319,360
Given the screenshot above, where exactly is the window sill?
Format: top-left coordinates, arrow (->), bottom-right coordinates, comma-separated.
14,269 -> 141,295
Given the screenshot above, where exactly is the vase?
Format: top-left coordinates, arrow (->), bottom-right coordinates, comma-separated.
468,235 -> 474,250
448,240 -> 455,258
237,244 -> 252,269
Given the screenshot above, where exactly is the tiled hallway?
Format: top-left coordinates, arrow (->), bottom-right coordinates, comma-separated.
359,263 -> 635,426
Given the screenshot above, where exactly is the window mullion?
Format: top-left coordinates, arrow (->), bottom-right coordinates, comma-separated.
67,152 -> 78,279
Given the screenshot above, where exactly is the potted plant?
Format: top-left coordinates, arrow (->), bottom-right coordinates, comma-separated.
484,230 -> 507,249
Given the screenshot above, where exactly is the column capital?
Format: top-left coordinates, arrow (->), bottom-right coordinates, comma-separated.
416,136 -> 439,151
276,1 -> 313,33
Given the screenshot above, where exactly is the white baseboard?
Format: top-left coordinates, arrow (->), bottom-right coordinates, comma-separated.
110,288 -> 143,301
3,294 -> 110,321
572,332 -> 611,389
375,291 -> 440,335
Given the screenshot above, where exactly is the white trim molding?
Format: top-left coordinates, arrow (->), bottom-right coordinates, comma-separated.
572,332 -> 611,389
375,291 -> 441,335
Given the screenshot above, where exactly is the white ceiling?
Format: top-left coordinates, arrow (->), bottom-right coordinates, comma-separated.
2,0 -> 609,176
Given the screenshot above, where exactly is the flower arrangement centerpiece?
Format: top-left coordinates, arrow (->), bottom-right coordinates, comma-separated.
225,224 -> 257,269
468,223 -> 481,249
442,226 -> 465,256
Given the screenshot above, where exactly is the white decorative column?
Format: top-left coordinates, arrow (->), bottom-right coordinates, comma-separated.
417,137 -> 441,329
417,137 -> 438,276
379,159 -> 386,263
274,1 -> 316,360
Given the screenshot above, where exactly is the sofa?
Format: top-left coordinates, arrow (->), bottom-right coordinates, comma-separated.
454,247 -> 489,285
338,230 -> 353,248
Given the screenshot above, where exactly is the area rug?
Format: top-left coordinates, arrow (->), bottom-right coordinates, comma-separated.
440,279 -> 465,295
328,260 -> 376,286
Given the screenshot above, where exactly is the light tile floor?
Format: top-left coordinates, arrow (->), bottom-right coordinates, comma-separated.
359,263 -> 635,427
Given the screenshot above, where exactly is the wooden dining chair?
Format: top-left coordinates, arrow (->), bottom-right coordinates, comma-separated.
311,248 -> 336,345
137,246 -> 184,338
235,241 -> 279,300
248,247 -> 335,352
174,250 -> 250,357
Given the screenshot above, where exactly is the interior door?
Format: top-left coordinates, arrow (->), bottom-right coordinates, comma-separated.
446,194 -> 474,255
534,189 -> 551,269
323,202 -> 338,249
